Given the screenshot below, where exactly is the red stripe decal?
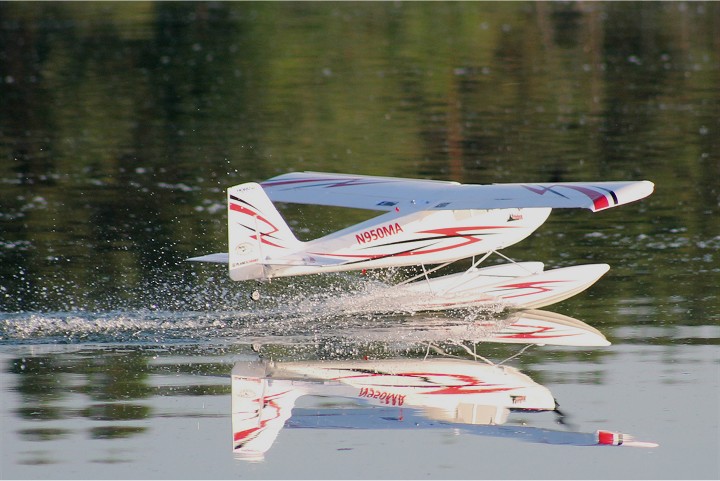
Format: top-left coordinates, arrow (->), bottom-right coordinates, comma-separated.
493,280 -> 567,299
522,184 -> 612,210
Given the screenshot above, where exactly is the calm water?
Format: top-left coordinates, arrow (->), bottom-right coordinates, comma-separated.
1,2 -> 718,479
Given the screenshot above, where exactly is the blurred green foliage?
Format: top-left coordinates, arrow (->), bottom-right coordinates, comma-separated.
0,2 -> 717,327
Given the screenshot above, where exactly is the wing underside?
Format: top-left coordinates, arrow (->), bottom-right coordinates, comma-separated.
261,171 -> 654,212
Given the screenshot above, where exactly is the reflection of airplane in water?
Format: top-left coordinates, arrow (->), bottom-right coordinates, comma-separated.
231,355 -> 658,461
340,308 -> 613,347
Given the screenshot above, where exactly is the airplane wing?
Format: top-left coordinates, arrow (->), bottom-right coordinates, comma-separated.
261,172 -> 460,211
261,171 -> 654,212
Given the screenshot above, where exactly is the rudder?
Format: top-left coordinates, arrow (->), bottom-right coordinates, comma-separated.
227,182 -> 302,281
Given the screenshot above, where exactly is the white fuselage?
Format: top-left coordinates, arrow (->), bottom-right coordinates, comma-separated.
249,207 -> 551,280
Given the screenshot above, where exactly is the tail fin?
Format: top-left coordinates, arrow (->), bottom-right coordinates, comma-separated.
227,182 -> 303,281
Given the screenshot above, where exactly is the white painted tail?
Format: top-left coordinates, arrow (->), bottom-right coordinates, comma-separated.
227,182 -> 303,281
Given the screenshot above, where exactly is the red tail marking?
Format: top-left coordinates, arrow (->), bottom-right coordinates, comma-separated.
230,202 -> 285,247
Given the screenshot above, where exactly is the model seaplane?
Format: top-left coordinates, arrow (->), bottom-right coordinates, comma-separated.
189,171 -> 653,310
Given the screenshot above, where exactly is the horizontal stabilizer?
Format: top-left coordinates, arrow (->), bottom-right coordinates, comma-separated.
187,253 -> 229,263
187,252 -> 351,268
261,254 -> 352,267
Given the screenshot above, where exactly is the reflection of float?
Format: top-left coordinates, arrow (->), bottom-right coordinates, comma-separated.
356,308 -> 613,347
231,356 -> 658,461
468,308 -> 610,346
243,309 -> 613,350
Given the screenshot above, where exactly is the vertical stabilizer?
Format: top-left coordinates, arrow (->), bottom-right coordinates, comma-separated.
227,182 -> 302,281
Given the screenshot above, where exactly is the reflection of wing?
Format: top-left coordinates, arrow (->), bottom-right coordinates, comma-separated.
261,171 -> 654,212
285,408 -> 657,448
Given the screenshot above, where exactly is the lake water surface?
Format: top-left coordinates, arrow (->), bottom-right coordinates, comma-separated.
1,2 -> 718,479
